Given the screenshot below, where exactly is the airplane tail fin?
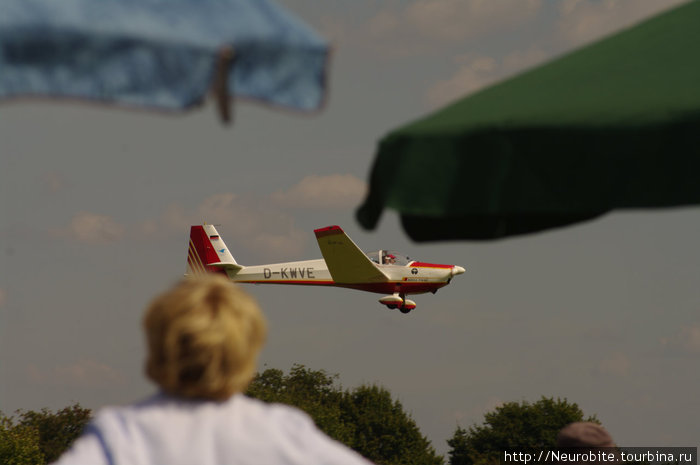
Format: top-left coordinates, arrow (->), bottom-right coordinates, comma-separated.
186,224 -> 243,278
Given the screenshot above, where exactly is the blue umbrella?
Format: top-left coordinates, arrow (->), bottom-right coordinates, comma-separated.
0,0 -> 329,122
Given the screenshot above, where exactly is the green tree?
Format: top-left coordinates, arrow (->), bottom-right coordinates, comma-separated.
447,397 -> 596,465
341,385 -> 443,465
247,364 -> 443,465
247,364 -> 355,444
0,415 -> 44,465
16,403 -> 92,464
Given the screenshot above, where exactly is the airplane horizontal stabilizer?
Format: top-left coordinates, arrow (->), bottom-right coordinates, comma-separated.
209,261 -> 244,274
314,226 -> 387,284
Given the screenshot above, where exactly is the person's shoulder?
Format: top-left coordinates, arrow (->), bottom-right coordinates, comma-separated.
90,393 -> 299,426
89,393 -> 174,431
234,396 -> 375,464
234,394 -> 333,442
234,394 -> 314,425
91,393 -> 155,415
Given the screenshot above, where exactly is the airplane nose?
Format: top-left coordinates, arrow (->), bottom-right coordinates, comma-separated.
451,265 -> 465,276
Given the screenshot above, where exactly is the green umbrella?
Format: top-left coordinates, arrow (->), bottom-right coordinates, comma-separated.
357,1 -> 700,241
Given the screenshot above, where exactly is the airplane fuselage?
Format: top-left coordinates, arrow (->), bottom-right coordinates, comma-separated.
230,259 -> 454,295
187,224 -> 465,312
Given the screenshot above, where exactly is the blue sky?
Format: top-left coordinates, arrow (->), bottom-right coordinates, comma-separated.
1,0 -> 698,456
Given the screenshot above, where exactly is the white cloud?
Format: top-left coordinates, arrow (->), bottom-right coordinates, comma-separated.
660,323 -> 700,354
371,0 -> 542,44
557,0 -> 689,47
42,171 -> 68,194
141,193 -> 308,261
252,230 -> 308,258
501,48 -> 550,73
327,0 -> 543,58
426,55 -> 497,108
53,212 -> 126,244
138,175 -> 366,260
426,48 -> 548,108
27,359 -> 124,388
79,175 -> 363,259
270,174 -> 367,209
598,352 -> 630,376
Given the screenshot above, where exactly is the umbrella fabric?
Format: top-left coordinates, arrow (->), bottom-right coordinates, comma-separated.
357,1 -> 700,241
0,0 -> 329,117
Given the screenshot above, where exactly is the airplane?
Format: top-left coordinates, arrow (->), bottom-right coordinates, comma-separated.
186,224 -> 465,313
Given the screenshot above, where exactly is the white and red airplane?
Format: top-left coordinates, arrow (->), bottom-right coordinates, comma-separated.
186,224 -> 465,313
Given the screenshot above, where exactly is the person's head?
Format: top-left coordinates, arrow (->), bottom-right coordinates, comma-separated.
556,422 -> 615,448
556,422 -> 618,464
143,274 -> 267,401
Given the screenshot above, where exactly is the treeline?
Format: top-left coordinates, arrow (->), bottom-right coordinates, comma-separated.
0,403 -> 91,465
0,365 -> 594,465
247,364 -> 443,465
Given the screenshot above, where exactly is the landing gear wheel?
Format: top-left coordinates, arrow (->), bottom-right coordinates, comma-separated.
399,307 -> 412,314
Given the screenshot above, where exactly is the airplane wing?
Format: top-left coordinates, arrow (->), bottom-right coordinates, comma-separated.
314,226 -> 388,284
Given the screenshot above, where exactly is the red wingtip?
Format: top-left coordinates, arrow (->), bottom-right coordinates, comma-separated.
314,225 -> 343,238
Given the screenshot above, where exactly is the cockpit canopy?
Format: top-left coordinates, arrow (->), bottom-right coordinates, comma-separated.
366,250 -> 412,266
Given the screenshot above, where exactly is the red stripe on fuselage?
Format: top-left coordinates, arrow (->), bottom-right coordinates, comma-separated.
235,279 -> 447,295
410,262 -> 454,269
237,280 -> 335,286
341,281 -> 448,295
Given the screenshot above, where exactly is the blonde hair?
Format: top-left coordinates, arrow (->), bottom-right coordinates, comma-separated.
143,274 -> 267,400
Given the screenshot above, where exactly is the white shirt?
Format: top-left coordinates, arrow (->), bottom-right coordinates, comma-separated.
53,393 -> 374,465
